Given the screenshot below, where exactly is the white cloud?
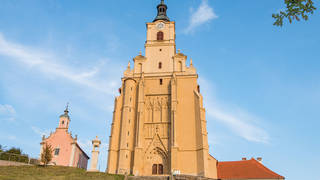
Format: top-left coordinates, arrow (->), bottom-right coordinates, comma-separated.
31,126 -> 51,137
0,33 -> 119,95
199,78 -> 270,144
8,135 -> 17,140
0,104 -> 16,122
185,0 -> 218,34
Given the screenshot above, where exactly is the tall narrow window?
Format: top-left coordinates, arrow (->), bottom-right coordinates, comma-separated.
158,62 -> 162,69
157,31 -> 164,40
160,79 -> 163,85
54,148 -> 60,156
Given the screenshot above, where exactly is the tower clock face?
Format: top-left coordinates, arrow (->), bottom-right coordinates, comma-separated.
156,22 -> 165,30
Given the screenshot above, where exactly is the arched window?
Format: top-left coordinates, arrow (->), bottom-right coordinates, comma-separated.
138,63 -> 142,73
158,62 -> 162,69
157,31 -> 164,41
178,61 -> 182,71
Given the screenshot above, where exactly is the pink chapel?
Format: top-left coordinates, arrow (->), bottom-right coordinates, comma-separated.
39,106 -> 89,169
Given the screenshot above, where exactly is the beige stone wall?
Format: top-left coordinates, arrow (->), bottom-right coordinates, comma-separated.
107,19 -> 217,179
0,160 -> 31,166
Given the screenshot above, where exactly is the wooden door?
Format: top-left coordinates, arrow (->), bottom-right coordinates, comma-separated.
158,164 -> 163,174
152,164 -> 157,175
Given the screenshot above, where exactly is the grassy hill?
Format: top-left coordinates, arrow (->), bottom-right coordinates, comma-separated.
0,165 -> 124,180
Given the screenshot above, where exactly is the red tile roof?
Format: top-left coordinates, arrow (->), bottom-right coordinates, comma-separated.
217,158 -> 284,179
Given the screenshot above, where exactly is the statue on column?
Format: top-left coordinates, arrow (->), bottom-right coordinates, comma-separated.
88,136 -> 101,172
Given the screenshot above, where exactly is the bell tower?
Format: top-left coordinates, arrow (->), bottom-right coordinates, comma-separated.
134,0 -> 176,74
107,0 -> 218,178
58,103 -> 70,129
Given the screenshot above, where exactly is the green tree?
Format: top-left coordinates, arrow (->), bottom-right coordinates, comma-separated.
6,147 -> 22,155
273,0 -> 317,26
40,144 -> 53,167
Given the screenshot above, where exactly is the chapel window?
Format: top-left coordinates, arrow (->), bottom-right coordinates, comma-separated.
158,62 -> 162,69
157,31 -> 164,41
160,79 -> 163,85
54,148 -> 60,156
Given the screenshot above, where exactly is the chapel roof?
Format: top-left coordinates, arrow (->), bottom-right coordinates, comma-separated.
217,158 -> 284,179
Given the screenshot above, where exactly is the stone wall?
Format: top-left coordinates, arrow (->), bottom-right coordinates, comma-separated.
127,175 -> 218,180
0,160 -> 32,166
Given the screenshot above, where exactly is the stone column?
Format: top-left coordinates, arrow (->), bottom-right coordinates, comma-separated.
69,138 -> 77,167
89,136 -> 101,172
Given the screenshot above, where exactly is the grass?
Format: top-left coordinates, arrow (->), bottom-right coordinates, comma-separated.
0,165 -> 124,180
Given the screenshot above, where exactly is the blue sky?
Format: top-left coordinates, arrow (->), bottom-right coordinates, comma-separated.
0,0 -> 319,179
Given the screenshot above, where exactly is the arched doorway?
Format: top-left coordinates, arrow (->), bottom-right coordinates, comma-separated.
152,164 -> 164,175
145,147 -> 168,175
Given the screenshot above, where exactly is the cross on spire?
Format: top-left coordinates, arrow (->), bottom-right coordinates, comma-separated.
64,102 -> 69,114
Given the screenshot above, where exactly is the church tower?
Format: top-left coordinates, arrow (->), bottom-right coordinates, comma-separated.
58,104 -> 70,129
106,0 -> 218,178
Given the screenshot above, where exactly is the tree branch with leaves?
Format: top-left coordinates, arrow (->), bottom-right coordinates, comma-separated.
41,143 -> 53,167
273,0 -> 316,26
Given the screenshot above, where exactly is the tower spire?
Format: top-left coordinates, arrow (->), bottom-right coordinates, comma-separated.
153,0 -> 170,22
64,102 -> 69,114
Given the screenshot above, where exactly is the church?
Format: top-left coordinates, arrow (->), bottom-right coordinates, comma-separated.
106,1 -> 284,179
40,106 -> 89,169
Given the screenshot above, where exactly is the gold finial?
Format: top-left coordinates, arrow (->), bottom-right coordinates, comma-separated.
190,58 -> 193,66
139,51 -> 142,56
178,49 -> 181,53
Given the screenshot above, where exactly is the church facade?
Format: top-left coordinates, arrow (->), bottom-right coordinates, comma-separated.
106,1 -> 284,179
106,0 -> 217,178
40,107 -> 89,169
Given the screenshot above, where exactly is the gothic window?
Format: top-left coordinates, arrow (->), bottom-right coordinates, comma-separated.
54,148 -> 60,156
157,31 -> 164,41
62,121 -> 64,125
158,62 -> 162,69
160,79 -> 163,85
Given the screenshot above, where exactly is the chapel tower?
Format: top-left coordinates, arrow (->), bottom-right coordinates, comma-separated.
106,0 -> 217,178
